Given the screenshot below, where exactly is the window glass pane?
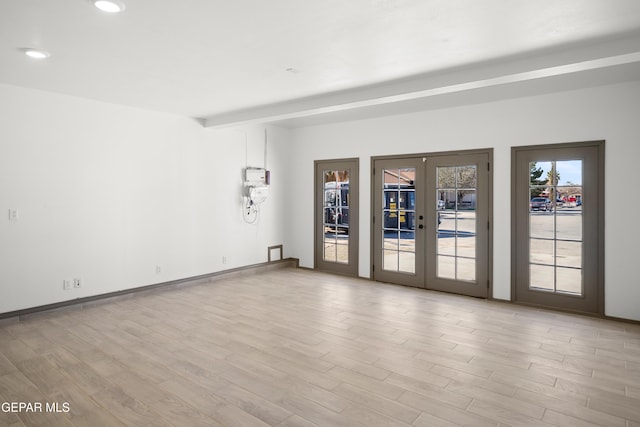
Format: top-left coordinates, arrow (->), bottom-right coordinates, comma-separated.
399,231 -> 415,251
530,264 -> 554,291
457,257 -> 476,282
324,189 -> 337,208
530,238 -> 554,265
436,193 -> 446,211
529,189 -> 551,212
556,211 -> 582,241
457,210 -> 475,234
324,243 -> 337,262
439,211 -> 455,231
439,190 -> 456,210
437,255 -> 455,280
437,167 -> 456,188
399,211 -> 415,230
337,207 -> 349,228
556,241 -> 581,269
556,160 -> 582,186
457,189 -> 476,210
383,250 -> 398,271
335,238 -> 349,264
437,231 -> 455,256
398,252 -> 415,274
384,190 -> 399,210
457,166 -> 477,188
383,230 -> 398,250
556,268 -> 582,295
398,168 -> 415,187
531,161 -> 552,187
399,190 -> 415,210
530,209 -> 555,239
457,235 -> 476,259
323,208 -> 335,226
384,210 -> 398,229
384,168 -> 400,185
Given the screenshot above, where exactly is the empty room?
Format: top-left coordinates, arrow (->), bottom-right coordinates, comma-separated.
1,1 -> 640,426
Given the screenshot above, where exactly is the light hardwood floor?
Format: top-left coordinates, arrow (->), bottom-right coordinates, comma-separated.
1,267 -> 640,427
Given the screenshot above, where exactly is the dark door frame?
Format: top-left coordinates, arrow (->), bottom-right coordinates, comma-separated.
510,140 -> 605,315
314,158 -> 360,277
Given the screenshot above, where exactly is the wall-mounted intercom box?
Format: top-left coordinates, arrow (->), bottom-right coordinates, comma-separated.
245,167 -> 266,185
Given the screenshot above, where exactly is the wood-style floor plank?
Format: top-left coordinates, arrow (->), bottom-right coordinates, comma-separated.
1,267 -> 639,426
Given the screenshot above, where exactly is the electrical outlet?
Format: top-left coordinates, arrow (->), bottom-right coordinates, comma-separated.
73,278 -> 81,288
63,280 -> 71,290
222,256 -> 227,264
156,265 -> 161,274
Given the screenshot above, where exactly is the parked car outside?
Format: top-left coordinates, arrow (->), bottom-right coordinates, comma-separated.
530,197 -> 551,211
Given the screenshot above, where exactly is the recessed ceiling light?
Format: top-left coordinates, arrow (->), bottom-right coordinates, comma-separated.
93,0 -> 126,13
22,48 -> 51,59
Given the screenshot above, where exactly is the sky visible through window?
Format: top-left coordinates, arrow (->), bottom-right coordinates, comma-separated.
535,160 -> 582,185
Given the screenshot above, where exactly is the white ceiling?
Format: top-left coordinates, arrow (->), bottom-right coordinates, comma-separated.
2,0 -> 640,128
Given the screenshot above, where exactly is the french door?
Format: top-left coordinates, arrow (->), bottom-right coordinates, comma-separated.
315,158 -> 359,276
512,142 -> 604,314
372,151 -> 491,298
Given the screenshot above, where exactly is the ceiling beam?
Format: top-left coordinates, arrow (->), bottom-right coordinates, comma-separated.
201,35 -> 640,129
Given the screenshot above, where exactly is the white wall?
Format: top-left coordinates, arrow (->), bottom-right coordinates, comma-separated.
0,83 -> 289,314
287,81 -> 640,321
2,80 -> 639,322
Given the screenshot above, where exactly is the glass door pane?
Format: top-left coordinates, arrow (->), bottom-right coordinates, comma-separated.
528,160 -> 583,295
372,158 -> 425,288
436,165 -> 477,282
323,169 -> 350,264
382,168 -> 416,274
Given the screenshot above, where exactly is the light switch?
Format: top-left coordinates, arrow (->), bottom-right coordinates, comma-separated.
8,209 -> 19,221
